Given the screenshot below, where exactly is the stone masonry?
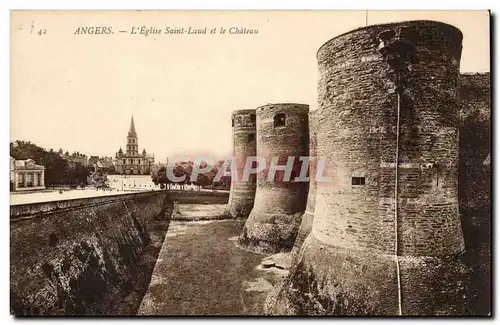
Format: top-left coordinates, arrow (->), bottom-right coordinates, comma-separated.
238,103 -> 309,254
268,20 -> 469,316
457,72 -> 491,314
226,109 -> 257,218
291,110 -> 318,255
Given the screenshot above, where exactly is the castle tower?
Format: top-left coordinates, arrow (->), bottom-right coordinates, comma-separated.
269,21 -> 467,315
457,72 -> 491,314
226,109 -> 257,218
291,110 -> 318,254
126,115 -> 138,156
238,103 -> 309,253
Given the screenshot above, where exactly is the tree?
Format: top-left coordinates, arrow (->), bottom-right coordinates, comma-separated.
70,163 -> 90,185
173,163 -> 189,190
212,160 -> 232,190
46,154 -> 69,186
194,173 -> 213,191
151,166 -> 170,190
10,141 -> 45,160
93,172 -> 109,190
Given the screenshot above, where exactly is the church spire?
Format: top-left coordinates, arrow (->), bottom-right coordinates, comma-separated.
128,115 -> 137,137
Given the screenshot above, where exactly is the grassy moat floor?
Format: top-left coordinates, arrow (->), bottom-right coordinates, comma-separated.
137,219 -> 288,316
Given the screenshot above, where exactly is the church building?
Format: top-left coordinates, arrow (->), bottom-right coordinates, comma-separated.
115,116 -> 155,175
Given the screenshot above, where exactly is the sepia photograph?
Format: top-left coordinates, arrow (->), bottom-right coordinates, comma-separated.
8,9 -> 491,317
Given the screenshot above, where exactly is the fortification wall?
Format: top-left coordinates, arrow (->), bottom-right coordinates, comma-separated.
169,190 -> 229,205
239,103 -> 309,254
226,109 -> 257,218
270,20 -> 469,315
312,20 -> 464,256
292,110 -> 318,254
10,191 -> 170,315
458,73 -> 490,226
458,72 -> 491,314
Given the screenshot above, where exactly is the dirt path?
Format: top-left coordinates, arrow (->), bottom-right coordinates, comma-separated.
137,220 -> 286,316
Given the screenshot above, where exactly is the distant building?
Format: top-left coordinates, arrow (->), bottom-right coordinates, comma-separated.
96,157 -> 115,174
88,156 -> 115,174
10,156 -> 45,192
88,156 -> 99,167
115,116 -> 155,175
59,149 -> 88,167
150,162 -> 167,176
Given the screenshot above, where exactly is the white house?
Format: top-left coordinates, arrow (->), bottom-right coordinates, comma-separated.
10,157 -> 46,192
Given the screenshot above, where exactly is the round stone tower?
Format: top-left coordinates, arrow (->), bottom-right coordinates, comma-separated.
291,109 -> 318,255
238,103 -> 309,253
269,21 -> 468,315
226,109 -> 257,218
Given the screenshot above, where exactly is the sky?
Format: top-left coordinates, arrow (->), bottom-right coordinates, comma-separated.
10,10 -> 490,163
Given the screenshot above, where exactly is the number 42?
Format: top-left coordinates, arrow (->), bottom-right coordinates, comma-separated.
37,29 -> 47,36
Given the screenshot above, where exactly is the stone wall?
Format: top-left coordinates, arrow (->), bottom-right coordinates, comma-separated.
169,190 -> 229,205
226,109 -> 257,218
458,72 -> 490,226
292,110 -> 318,254
270,20 -> 469,315
458,72 -> 491,314
239,103 -> 309,254
313,20 -> 464,257
10,191 -> 170,316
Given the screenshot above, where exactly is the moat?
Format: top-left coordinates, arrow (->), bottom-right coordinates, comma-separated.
138,219 -> 285,316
